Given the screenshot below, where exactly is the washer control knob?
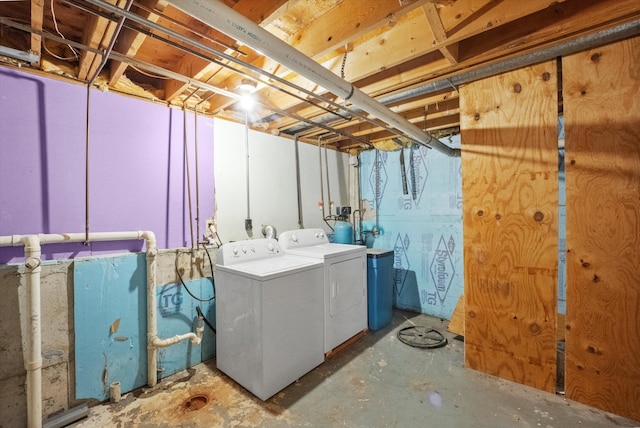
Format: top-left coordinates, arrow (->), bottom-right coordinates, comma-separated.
319,232 -> 325,238
241,246 -> 247,254
314,232 -> 320,238
267,242 -> 275,252
250,246 -> 255,253
232,247 -> 238,256
291,234 -> 298,242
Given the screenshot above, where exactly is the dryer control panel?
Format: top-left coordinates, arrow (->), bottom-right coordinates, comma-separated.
279,228 -> 329,249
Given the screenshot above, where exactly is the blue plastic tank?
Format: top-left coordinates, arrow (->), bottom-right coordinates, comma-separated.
334,221 -> 354,244
367,248 -> 394,330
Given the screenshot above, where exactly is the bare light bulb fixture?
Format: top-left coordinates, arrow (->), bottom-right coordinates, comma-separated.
238,78 -> 257,110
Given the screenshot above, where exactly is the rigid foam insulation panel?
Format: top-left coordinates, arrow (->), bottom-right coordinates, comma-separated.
461,60 -> 558,393
563,35 -> 640,422
358,142 -> 463,320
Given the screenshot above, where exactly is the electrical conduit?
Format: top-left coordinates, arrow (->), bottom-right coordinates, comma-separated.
0,231 -> 203,428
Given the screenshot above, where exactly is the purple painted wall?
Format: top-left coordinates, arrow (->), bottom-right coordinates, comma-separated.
0,66 -> 214,262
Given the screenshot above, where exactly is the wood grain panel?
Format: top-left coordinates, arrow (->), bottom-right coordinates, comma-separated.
461,60 -> 558,392
563,35 -> 640,422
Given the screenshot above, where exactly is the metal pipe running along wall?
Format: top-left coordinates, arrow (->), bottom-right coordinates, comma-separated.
166,0 -> 458,157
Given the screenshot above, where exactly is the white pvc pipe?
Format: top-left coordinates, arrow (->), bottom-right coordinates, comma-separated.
167,0 -> 458,156
23,236 -> 42,428
0,230 -> 202,426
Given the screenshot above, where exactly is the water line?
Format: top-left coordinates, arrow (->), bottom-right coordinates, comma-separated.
324,139 -> 332,215
194,109 -> 200,245
183,107 -> 195,249
244,110 -> 252,234
318,136 -> 326,219
294,134 -> 304,228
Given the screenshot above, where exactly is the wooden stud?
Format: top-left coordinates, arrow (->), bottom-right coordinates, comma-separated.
30,0 -> 44,67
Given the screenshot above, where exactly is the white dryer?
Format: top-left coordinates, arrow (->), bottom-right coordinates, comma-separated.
279,228 -> 367,353
215,238 -> 324,400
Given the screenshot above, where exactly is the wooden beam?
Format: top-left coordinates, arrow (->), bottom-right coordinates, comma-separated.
109,0 -> 168,86
288,0 -> 423,60
30,0 -> 44,67
266,0 -> 640,134
78,0 -> 128,81
422,2 -> 458,64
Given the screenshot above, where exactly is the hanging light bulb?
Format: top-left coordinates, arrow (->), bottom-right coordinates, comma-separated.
238,78 -> 257,110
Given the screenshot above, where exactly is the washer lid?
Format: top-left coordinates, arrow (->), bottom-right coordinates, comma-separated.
282,242 -> 365,259
216,254 -> 322,280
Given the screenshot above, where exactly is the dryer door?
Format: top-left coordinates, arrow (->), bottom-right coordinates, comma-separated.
329,255 -> 366,316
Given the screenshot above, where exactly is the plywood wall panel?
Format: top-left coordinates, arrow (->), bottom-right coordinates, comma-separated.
461,60 -> 558,392
563,35 -> 640,422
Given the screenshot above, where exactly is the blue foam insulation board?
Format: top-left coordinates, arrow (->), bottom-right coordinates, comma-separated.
74,253 -> 147,400
359,137 -> 463,319
75,254 -> 216,400
156,277 -> 216,379
558,115 -> 566,314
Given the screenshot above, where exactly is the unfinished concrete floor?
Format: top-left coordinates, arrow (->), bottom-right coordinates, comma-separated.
70,310 -> 638,427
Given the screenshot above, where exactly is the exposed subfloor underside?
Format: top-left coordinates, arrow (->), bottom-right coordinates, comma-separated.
70,311 -> 637,427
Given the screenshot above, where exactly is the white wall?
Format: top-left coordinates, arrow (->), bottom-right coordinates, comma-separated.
213,118 -> 350,242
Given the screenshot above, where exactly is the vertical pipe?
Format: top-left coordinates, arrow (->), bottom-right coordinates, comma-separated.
84,86 -> 90,246
324,139 -> 332,215
146,242 -> 158,386
244,110 -> 252,234
23,236 -> 42,428
317,136 -> 326,219
194,109 -> 200,245
357,153 -> 363,243
183,107 -> 195,249
374,149 -> 380,234
294,134 -> 304,229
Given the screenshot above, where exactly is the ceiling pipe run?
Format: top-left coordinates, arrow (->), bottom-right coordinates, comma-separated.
285,19 -> 640,136
0,15 -> 375,148
167,0 -> 457,157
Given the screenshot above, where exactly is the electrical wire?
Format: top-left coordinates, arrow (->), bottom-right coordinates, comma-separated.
43,40 -> 78,61
130,64 -> 171,79
50,0 -> 79,60
174,250 -> 215,302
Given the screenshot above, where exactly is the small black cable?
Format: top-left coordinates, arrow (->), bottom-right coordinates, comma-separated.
175,250 -> 215,302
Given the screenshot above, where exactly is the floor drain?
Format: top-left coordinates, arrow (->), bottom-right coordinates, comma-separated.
182,394 -> 209,411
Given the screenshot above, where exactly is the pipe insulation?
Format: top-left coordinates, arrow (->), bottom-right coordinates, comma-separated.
167,0 -> 457,156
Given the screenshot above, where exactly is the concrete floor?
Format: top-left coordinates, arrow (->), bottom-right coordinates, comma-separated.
70,310 -> 638,427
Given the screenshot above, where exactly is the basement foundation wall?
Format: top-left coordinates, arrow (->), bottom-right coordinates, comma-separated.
0,248 -> 217,426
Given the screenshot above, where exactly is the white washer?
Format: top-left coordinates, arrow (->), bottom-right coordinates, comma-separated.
215,238 -> 324,401
279,228 -> 367,353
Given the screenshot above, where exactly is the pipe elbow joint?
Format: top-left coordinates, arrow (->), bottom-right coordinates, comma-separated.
140,231 -> 157,251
